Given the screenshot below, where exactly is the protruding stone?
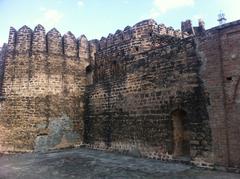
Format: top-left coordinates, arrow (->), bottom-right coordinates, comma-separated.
16,25 -> 32,54
7,27 -> 17,52
78,35 -> 89,59
63,31 -> 77,57
32,24 -> 46,53
47,28 -> 62,55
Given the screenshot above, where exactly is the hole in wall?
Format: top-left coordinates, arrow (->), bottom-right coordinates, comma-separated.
226,76 -> 232,81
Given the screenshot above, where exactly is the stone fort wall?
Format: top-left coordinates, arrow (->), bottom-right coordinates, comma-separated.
0,19 -> 240,169
0,25 -> 93,152
84,19 -> 212,167
197,20 -> 240,168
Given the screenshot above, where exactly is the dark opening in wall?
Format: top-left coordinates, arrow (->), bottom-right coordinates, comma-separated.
86,65 -> 93,85
226,76 -> 232,81
135,46 -> 139,52
171,109 -> 190,158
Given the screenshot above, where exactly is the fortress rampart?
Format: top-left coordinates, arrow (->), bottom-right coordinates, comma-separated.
0,19 -> 240,170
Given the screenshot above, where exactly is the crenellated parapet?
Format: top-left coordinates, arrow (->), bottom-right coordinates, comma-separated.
95,19 -> 185,55
181,20 -> 195,35
93,19 -> 191,82
106,34 -> 114,47
123,26 -> 132,41
7,27 -> 17,52
89,39 -> 99,60
132,19 -> 158,39
78,35 -> 89,59
63,31 -> 78,57
158,24 -> 167,35
6,25 -> 90,59
174,30 -> 182,38
47,28 -> 63,55
99,37 -> 107,50
16,25 -> 32,54
5,19 -> 192,61
113,30 -> 123,45
166,27 -> 175,36
32,24 -> 46,53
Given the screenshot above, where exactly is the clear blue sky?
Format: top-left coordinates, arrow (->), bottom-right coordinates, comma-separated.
0,0 -> 239,47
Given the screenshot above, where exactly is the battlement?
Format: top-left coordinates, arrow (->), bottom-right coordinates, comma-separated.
7,25 -> 90,59
6,20 -> 192,60
33,24 -> 46,53
93,19 -> 187,56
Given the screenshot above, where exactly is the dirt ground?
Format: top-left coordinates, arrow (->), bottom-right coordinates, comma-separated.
0,148 -> 239,179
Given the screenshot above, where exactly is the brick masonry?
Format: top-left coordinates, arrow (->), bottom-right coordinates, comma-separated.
0,25 -> 91,152
0,19 -> 239,169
